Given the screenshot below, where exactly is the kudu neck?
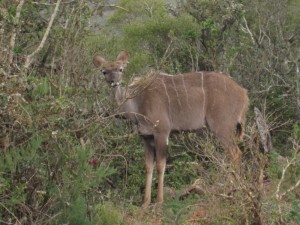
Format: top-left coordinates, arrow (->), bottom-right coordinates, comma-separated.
113,84 -> 138,118
113,85 -> 126,108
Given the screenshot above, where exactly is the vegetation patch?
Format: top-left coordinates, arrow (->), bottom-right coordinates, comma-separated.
0,0 -> 299,224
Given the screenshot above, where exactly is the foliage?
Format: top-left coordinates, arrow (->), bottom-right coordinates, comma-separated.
93,202 -> 123,225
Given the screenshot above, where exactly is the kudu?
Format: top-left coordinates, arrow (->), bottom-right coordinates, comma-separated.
93,51 -> 249,208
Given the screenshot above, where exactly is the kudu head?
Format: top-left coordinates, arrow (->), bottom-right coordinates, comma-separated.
93,51 -> 129,87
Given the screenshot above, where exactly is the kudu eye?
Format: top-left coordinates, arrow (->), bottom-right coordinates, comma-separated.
102,70 -> 107,75
119,68 -> 124,72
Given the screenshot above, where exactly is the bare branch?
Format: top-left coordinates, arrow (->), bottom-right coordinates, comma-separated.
276,156 -> 299,200
8,0 -> 25,73
280,179 -> 300,198
241,16 -> 256,46
24,0 -> 62,69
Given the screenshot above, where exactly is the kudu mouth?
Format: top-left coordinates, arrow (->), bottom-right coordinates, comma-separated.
109,80 -> 120,87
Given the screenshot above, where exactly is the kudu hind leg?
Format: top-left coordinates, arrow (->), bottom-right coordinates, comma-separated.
206,117 -> 242,167
208,126 -> 242,170
142,136 -> 155,208
219,134 -> 242,171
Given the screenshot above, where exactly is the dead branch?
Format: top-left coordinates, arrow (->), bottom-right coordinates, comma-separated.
24,0 -> 62,69
180,183 -> 206,200
254,107 -> 272,153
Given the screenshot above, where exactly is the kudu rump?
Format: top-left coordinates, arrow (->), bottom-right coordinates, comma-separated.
93,51 -> 249,208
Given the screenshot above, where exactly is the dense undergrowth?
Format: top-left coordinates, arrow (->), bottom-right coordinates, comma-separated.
1,0 -> 299,224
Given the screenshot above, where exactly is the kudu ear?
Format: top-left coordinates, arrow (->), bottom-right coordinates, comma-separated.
93,54 -> 107,68
116,50 -> 129,67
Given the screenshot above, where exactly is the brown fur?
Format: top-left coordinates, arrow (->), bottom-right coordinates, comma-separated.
93,51 -> 249,208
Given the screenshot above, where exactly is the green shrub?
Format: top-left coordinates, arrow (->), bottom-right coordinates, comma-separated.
93,202 -> 123,225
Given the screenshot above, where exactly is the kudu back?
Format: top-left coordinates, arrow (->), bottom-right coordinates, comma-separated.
93,51 -> 249,208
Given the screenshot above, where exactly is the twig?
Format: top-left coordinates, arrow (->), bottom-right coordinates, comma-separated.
100,4 -> 129,12
0,202 -> 22,225
275,151 -> 300,223
91,2 -> 128,16
24,0 -> 62,69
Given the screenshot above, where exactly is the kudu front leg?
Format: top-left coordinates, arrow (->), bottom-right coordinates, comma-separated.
154,135 -> 168,206
142,136 -> 155,208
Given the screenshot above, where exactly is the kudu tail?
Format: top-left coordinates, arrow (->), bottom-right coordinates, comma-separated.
236,122 -> 244,140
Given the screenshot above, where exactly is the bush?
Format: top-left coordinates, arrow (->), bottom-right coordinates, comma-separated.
93,202 -> 123,225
